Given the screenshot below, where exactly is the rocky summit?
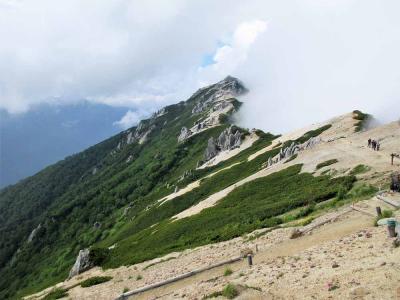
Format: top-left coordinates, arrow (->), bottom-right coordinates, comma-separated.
1,77 -> 400,300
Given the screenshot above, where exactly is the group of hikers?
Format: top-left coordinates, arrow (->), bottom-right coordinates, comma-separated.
368,138 -> 381,151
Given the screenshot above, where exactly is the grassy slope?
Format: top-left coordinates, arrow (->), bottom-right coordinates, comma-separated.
99,124 -> 343,267
104,164 -> 355,267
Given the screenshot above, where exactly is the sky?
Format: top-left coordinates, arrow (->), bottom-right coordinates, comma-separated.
1,0 -> 400,134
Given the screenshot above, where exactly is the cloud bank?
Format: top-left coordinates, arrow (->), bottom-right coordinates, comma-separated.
1,0 -> 399,133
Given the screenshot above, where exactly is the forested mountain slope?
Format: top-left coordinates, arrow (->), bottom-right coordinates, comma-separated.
0,77 -> 248,298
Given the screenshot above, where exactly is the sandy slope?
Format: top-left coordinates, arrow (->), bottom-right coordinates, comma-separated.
173,114 -> 400,220
28,197 -> 400,300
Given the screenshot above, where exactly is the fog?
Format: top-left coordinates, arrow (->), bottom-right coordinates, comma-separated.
1,0 -> 399,132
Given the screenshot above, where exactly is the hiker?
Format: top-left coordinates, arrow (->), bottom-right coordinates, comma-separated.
376,142 -> 380,151
368,138 -> 371,148
371,140 -> 376,150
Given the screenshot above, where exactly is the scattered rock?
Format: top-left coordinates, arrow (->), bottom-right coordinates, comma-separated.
265,137 -> 322,168
290,229 -> 303,239
332,262 -> 339,268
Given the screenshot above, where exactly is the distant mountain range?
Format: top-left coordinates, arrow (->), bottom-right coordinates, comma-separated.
0,102 -> 128,188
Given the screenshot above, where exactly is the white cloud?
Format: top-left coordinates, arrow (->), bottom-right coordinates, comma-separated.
198,20 -> 267,83
1,0 -> 400,132
113,110 -> 147,130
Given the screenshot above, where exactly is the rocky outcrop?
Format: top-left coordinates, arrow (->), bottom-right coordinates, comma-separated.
178,127 -> 191,142
178,77 -> 246,142
265,137 -> 321,168
204,137 -> 220,161
151,107 -> 166,118
178,169 -> 193,182
217,126 -> 242,150
68,248 -> 93,279
203,126 -> 244,161
27,224 -> 41,243
191,76 -> 246,115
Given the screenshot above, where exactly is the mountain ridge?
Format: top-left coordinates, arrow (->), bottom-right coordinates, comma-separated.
1,76 -> 399,300
0,76 -> 251,299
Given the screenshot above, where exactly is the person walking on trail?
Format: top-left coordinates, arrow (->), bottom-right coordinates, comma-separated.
371,140 -> 376,150
368,138 -> 371,148
376,142 -> 380,151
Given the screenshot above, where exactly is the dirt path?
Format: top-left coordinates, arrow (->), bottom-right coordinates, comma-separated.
133,212 -> 372,299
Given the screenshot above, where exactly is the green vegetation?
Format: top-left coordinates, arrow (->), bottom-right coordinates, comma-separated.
204,284 -> 239,299
224,268 -> 233,276
353,110 -> 370,132
346,183 -> 377,199
316,159 -> 338,170
375,209 -> 394,226
102,164 -> 355,268
321,169 -> 331,175
136,274 -> 143,281
350,164 -> 370,175
89,247 -> 110,266
123,287 -> 129,293
222,284 -> 239,299
42,288 -> 68,300
80,276 -> 112,288
0,89 -> 234,298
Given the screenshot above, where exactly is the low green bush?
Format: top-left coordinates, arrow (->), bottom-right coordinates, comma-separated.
352,110 -> 370,132
89,247 -> 110,266
295,203 -> 315,218
316,159 -> 338,170
374,210 -> 393,226
222,284 -> 239,299
42,288 -> 68,300
350,164 -> 370,175
80,276 -> 112,288
224,268 -> 233,276
103,164 -> 355,268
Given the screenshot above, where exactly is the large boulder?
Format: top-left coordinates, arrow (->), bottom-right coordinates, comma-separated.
68,249 -> 93,279
204,137 -> 219,161
178,127 -> 191,142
